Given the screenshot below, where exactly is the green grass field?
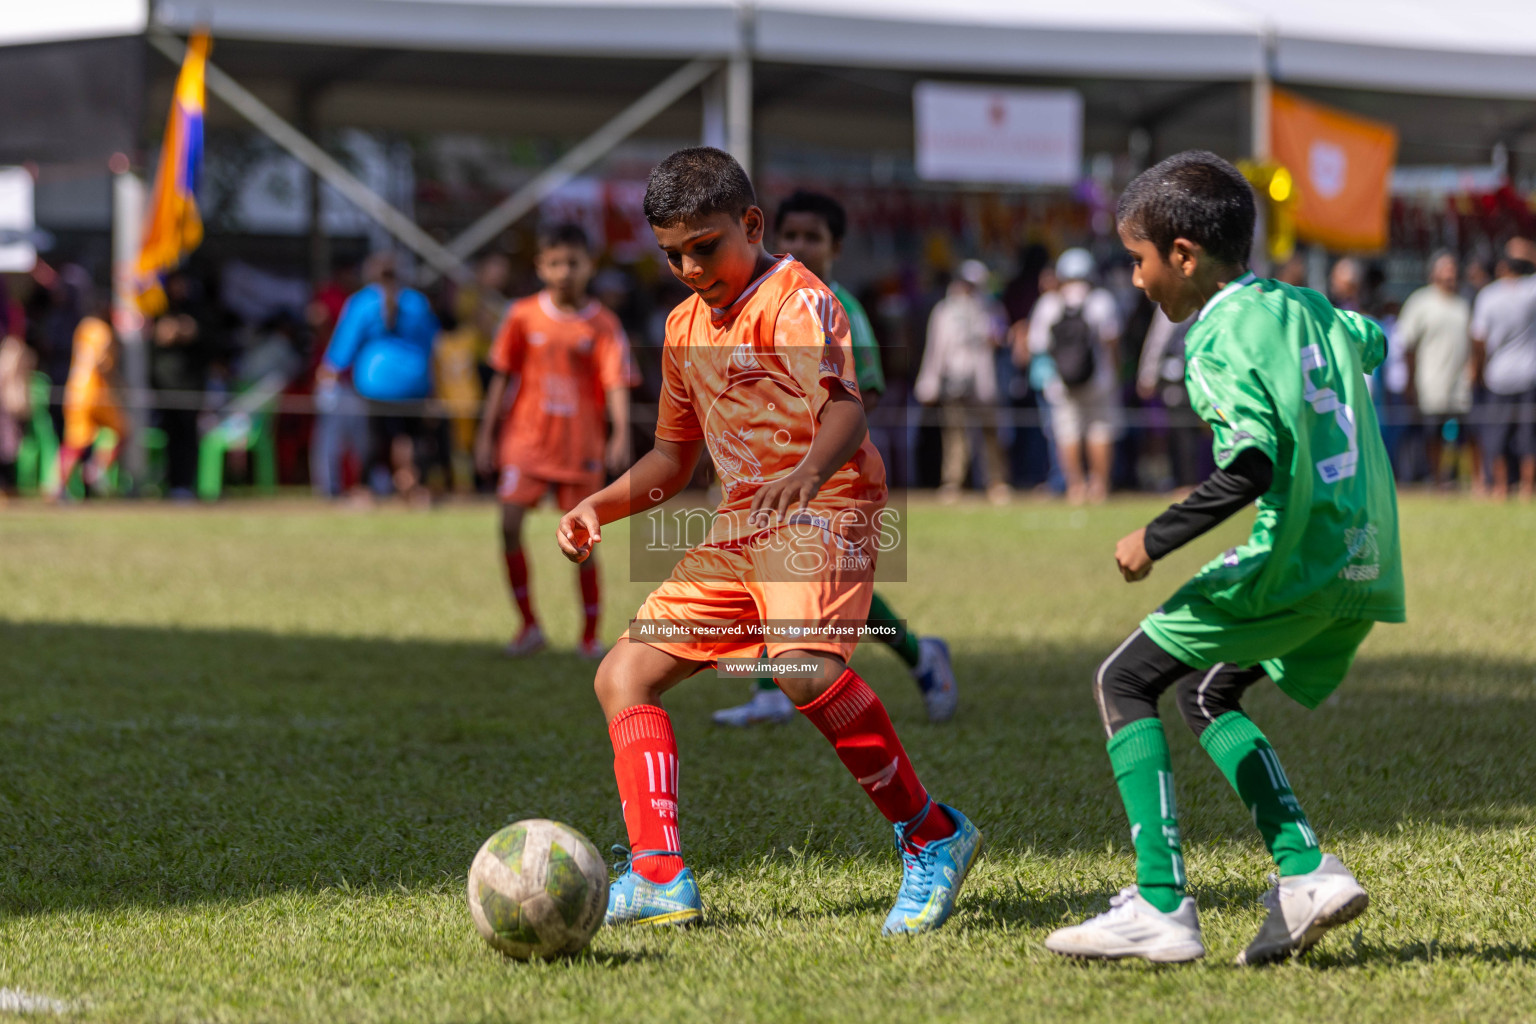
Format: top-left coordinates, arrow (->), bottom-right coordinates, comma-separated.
1,495 -> 1533,1023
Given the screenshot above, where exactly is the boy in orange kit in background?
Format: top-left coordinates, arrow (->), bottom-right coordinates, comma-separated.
475,224 -> 633,658
556,147 -> 981,932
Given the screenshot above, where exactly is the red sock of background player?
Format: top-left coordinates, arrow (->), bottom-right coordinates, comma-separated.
797,667 -> 955,846
503,548 -> 537,628
578,561 -> 600,643
608,705 -> 684,883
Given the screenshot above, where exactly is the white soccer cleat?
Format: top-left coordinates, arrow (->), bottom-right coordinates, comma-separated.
913,636 -> 958,723
503,624 -> 547,657
576,637 -> 607,660
1236,854 -> 1369,966
1045,886 -> 1205,963
711,687 -> 795,727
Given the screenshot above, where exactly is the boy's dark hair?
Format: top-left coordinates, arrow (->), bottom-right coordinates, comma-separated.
642,146 -> 756,227
536,222 -> 590,254
774,190 -> 847,242
1116,150 -> 1255,267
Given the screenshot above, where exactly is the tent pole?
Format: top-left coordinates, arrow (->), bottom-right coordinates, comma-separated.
428,58 -> 720,280
147,31 -> 473,285
727,2 -> 754,176
111,170 -> 149,488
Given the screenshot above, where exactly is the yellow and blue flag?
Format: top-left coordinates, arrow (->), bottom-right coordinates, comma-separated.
135,30 -> 209,315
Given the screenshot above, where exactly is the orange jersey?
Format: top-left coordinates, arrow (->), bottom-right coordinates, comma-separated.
489,292 -> 632,483
656,255 -> 887,548
65,316 -> 114,405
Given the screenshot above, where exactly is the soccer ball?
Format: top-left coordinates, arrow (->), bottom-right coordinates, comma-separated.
467,819 -> 608,960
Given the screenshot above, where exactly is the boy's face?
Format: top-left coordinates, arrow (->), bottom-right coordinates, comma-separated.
1119,224 -> 1205,323
775,212 -> 839,282
535,244 -> 593,301
651,208 -> 766,309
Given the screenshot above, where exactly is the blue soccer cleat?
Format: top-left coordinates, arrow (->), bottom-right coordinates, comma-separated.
913,636 -> 959,723
882,801 -> 983,936
605,847 -> 703,928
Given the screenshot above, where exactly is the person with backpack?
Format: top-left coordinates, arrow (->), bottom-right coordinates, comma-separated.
1027,248 -> 1123,503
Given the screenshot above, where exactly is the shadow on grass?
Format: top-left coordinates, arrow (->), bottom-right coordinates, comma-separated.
1,621 -> 1533,930
1308,939 -> 1536,968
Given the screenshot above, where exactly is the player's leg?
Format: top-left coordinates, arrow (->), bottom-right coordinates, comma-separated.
1044,628 -> 1205,962
867,589 -> 957,722
595,637 -> 705,926
496,486 -> 545,655
1174,626 -> 1372,965
757,524 -> 978,934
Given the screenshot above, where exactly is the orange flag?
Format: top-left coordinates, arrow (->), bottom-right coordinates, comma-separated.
135,30 -> 210,315
1270,89 -> 1397,252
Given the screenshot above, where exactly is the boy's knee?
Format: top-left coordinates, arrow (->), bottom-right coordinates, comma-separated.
772,650 -> 846,706
1173,664 -> 1262,738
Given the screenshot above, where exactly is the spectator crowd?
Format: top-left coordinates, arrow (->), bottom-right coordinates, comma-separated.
2,230 -> 1534,504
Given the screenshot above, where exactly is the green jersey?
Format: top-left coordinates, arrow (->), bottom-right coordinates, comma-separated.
832,281 -> 885,396
1180,273 -> 1405,623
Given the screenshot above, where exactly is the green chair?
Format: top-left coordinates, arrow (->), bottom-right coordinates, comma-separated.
197,374 -> 284,501
15,372 -> 59,495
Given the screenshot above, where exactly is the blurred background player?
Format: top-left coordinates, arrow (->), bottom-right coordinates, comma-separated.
474,223 -> 633,658
561,147 -> 979,934
712,189 -> 958,727
54,294 -> 127,499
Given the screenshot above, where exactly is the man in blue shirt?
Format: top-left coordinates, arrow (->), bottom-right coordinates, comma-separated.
319,251 -> 440,501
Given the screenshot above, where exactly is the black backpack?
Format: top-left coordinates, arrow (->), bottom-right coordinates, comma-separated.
1049,304 -> 1097,387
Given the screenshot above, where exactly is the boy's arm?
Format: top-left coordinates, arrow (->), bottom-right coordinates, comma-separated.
558,437 -> 704,562
748,386 -> 867,526
604,386 -> 632,474
1116,448 -> 1274,581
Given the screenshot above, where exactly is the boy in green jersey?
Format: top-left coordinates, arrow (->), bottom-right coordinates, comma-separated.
712,190 -> 959,727
1045,152 -> 1404,966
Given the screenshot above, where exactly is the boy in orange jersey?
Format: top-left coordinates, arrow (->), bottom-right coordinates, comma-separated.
55,308 -> 128,498
474,224 -> 633,658
557,148 -> 980,933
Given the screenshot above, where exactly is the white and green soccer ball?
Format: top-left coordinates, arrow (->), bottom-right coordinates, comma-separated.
467,819 -> 608,960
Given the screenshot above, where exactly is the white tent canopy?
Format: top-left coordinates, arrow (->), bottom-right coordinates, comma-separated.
10,1 -> 1536,98
130,0 -> 1536,98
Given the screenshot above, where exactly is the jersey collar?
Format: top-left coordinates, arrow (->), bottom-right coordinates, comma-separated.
538,291 -> 599,322
710,255 -> 793,326
1197,271 -> 1257,322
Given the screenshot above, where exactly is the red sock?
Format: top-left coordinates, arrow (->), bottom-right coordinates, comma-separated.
578,562 -> 600,643
608,705 -> 684,883
503,548 -> 537,627
797,668 -> 955,846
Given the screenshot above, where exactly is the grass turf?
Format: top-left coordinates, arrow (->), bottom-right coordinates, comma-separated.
0,495 -> 1532,1023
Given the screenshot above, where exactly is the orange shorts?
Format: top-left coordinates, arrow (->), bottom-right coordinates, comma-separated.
621,522 -> 875,666
63,400 -> 125,450
497,464 -> 601,512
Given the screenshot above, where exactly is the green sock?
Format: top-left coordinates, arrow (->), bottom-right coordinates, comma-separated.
753,676 -> 777,693
868,591 -> 921,668
1200,711 -> 1323,877
1107,718 -> 1186,913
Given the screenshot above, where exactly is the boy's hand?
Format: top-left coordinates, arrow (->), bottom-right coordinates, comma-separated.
473,431 -> 497,477
558,502 -> 602,563
1115,527 -> 1154,582
604,431 -> 632,476
749,468 -> 825,527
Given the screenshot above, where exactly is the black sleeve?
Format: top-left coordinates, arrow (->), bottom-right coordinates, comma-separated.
1143,447 -> 1274,560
